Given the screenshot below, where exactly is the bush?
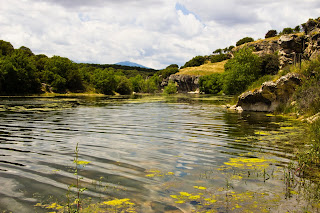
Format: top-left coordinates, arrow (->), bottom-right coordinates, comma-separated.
51,74 -> 67,93
223,47 -> 261,95
142,76 -> 159,93
281,27 -> 294,35
236,37 -> 254,46
0,50 -> 41,94
294,25 -> 301,33
265,30 -> 277,38
199,73 -> 223,94
157,64 -> 179,79
289,56 -> 320,115
210,54 -> 230,63
0,40 -> 14,56
181,56 -> 206,69
130,74 -> 144,93
260,54 -> 280,75
93,69 -> 116,95
115,75 -> 132,95
163,81 -> 177,94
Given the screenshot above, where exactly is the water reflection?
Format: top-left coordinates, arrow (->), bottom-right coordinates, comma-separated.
0,95 -> 312,212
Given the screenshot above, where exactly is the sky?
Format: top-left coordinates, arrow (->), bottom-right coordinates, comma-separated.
0,0 -> 319,69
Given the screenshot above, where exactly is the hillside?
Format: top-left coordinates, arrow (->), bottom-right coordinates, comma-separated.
177,60 -> 227,76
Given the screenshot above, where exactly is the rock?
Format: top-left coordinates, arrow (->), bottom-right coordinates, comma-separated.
305,112 -> 320,123
236,73 -> 302,112
303,18 -> 320,34
278,34 -> 306,67
162,74 -> 200,93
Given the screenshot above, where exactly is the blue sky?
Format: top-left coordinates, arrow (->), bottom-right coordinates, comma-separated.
0,0 -> 319,69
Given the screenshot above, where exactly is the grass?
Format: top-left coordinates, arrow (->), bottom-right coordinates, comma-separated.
177,60 -> 227,76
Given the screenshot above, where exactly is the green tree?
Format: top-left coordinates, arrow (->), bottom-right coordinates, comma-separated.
294,25 -> 301,33
163,80 -> 177,94
157,64 -> 179,79
265,30 -> 277,38
0,50 -> 41,94
199,73 -> 223,94
213,49 -> 223,54
115,75 -> 133,95
93,69 -> 116,95
142,75 -> 159,93
181,56 -> 206,68
281,27 -> 294,35
236,37 -> 254,46
223,47 -> 261,95
0,40 -> 14,56
44,56 -> 83,93
228,46 -> 235,52
260,54 -> 280,75
210,54 -> 230,63
130,74 -> 145,93
19,46 -> 34,57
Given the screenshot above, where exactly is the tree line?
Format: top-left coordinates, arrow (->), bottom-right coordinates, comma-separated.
0,40 -> 179,95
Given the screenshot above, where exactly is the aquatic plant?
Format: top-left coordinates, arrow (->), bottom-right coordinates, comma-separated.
35,143 -> 137,213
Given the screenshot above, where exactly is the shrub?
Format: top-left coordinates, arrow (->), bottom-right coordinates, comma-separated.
199,73 -> 223,94
115,75 -> 132,95
265,30 -> 277,38
223,47 -> 261,95
93,69 -> 116,95
142,77 -> 158,93
291,56 -> 320,115
281,27 -> 294,35
181,56 -> 206,69
157,64 -> 179,79
236,37 -> 254,46
294,25 -> 301,33
0,50 -> 41,94
163,80 -> 177,94
0,40 -> 14,56
130,74 -> 144,92
213,49 -> 223,54
260,54 -> 280,75
210,54 -> 230,63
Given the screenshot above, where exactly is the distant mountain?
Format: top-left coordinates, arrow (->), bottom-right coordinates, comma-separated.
115,61 -> 150,69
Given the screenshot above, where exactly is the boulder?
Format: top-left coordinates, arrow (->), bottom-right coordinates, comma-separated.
162,74 -> 200,93
236,73 -> 302,112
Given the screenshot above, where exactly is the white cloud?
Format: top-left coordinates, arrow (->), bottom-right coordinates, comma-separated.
0,0 -> 319,69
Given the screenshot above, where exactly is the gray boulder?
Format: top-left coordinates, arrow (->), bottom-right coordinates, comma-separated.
236,73 -> 302,112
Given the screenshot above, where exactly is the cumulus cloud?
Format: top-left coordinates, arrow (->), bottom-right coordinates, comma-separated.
0,0 -> 319,69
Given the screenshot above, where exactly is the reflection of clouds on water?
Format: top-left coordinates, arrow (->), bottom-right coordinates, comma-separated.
0,96 -> 307,212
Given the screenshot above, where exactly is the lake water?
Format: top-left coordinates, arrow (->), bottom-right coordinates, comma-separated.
0,95 -> 314,212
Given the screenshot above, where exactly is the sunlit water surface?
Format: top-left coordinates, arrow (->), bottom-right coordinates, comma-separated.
0,95 -> 310,212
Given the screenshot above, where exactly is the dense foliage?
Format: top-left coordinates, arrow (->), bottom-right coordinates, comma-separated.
236,37 -> 254,46
199,73 -> 222,94
0,39 -> 183,95
265,30 -> 277,38
163,81 -> 177,94
181,56 -> 206,69
260,54 -> 280,75
200,48 -> 277,95
210,54 -> 230,63
222,47 -> 261,94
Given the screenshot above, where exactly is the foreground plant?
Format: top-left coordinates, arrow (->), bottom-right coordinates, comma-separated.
35,143 -> 137,213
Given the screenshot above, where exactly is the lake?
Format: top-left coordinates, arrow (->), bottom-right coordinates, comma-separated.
0,95 -> 315,212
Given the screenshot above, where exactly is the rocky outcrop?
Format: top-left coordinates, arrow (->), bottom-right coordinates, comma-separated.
161,75 -> 199,93
236,73 -> 302,112
233,18 -> 320,68
246,39 -> 281,57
